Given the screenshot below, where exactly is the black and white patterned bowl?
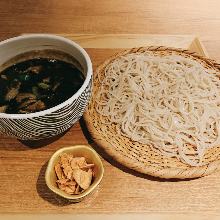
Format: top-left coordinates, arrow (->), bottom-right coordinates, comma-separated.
0,34 -> 92,140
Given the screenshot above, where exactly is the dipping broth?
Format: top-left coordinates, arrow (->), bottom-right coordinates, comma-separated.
0,52 -> 84,114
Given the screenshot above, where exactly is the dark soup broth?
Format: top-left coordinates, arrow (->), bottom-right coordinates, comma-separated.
0,50 -> 85,114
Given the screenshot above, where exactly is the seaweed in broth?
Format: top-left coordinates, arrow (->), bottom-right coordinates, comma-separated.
0,58 -> 84,114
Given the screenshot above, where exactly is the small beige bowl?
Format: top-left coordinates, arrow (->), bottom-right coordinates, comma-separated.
45,145 -> 104,201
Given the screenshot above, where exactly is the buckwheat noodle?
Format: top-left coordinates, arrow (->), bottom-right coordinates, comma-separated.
95,52 -> 220,166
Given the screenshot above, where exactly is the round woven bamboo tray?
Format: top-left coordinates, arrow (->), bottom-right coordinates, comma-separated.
83,46 -> 220,179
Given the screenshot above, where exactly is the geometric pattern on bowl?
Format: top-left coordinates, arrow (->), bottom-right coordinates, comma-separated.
0,80 -> 92,140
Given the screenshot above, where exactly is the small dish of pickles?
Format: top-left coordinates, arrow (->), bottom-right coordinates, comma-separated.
45,145 -> 104,202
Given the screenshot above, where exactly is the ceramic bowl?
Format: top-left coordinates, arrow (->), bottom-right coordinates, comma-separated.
45,145 -> 104,201
0,34 -> 92,140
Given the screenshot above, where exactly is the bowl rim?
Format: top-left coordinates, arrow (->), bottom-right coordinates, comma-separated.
45,145 -> 104,200
0,34 -> 92,119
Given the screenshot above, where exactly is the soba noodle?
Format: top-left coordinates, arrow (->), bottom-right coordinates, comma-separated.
95,52 -> 220,166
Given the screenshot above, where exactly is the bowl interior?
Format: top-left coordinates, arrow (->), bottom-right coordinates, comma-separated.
0,34 -> 92,119
45,145 -> 104,200
0,34 -> 89,77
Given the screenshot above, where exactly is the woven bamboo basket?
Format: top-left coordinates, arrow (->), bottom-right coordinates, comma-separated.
83,46 -> 220,179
